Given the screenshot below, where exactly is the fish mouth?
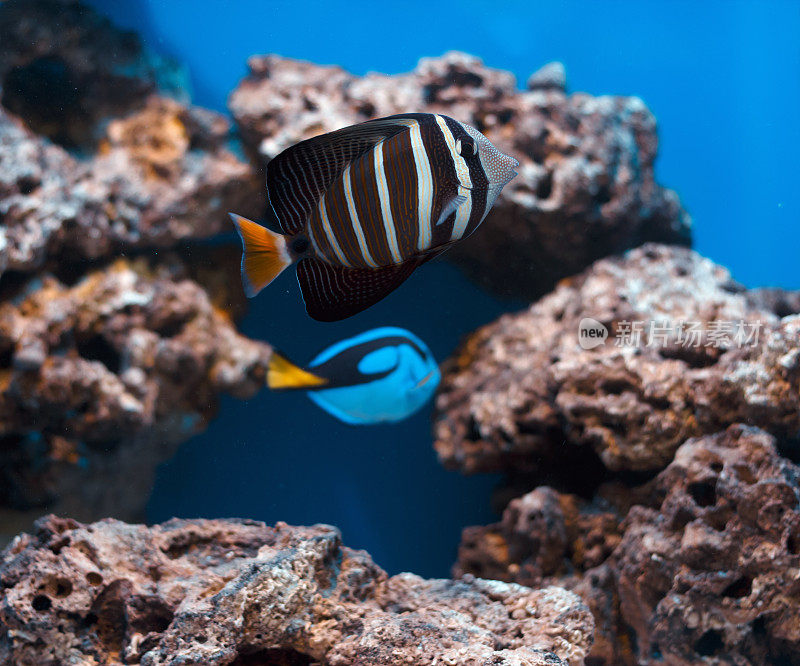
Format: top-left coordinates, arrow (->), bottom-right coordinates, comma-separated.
414,369 -> 437,389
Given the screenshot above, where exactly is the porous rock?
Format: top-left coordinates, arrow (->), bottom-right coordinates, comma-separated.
434,244 -> 800,474
229,51 -> 690,299
0,260 -> 271,533
453,426 -> 800,665
527,62 -> 567,92
0,516 -> 594,665
454,486 -> 633,666
0,97 -> 263,280
455,486 -> 624,587
615,425 -> 800,664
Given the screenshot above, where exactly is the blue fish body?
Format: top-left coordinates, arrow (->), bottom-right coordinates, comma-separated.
268,327 -> 440,425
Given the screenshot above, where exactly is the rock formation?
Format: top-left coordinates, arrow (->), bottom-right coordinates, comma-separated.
434,244 -> 800,475
0,516 -> 594,665
0,0 -> 267,535
0,261 -> 271,537
0,0 -> 180,148
229,53 -> 690,300
0,97 -> 263,281
454,426 -> 800,665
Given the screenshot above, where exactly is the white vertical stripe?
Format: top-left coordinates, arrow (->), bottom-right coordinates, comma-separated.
342,165 -> 378,268
373,142 -> 404,264
434,115 -> 473,240
306,223 -> 326,262
318,195 -> 351,267
406,120 -> 434,251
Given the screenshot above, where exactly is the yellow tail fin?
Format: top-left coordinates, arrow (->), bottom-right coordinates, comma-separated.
230,213 -> 292,297
267,351 -> 328,390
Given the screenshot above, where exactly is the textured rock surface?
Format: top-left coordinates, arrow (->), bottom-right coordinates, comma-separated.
0,97 -> 263,280
0,261 -> 271,532
455,487 -> 633,666
229,52 -> 690,299
455,486 -> 624,587
434,244 -> 800,474
0,0 -> 269,536
0,0 -> 178,148
617,426 -> 800,664
0,516 -> 594,665
454,426 -> 800,665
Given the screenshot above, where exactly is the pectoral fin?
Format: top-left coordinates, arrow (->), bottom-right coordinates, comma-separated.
435,194 -> 468,226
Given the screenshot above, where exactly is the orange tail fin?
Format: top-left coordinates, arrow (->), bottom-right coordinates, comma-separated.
230,213 -> 292,297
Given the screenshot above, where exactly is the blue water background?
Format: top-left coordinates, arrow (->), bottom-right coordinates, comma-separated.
87,0 -> 800,577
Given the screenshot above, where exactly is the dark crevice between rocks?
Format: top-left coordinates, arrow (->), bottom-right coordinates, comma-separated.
694,629 -> 724,657
658,345 -> 720,369
0,345 -> 13,370
0,269 -> 36,306
722,576 -> 752,599
31,594 -> 52,611
687,480 -> 717,508
1,55 -> 93,150
778,433 -> 800,465
76,334 -> 122,374
89,579 -> 132,655
494,443 -> 659,513
535,170 -> 553,200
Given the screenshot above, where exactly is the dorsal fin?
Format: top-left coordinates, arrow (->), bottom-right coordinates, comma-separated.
295,256 -> 423,322
266,115 -> 426,234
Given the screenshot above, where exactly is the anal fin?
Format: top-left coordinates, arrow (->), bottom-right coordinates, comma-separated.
296,258 -> 421,322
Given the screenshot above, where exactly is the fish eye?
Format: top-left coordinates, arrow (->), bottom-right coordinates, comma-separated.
456,138 -> 477,157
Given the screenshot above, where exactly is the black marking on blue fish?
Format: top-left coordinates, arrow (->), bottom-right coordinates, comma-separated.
307,334 -> 427,390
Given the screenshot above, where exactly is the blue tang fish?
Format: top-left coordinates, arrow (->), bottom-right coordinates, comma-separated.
267,327 -> 440,425
231,113 -> 519,321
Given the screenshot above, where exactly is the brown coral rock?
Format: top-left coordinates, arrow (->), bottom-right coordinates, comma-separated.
434,244 -> 800,474
453,426 -> 800,665
454,487 -> 631,666
229,52 -> 690,299
0,261 -> 271,532
455,486 -> 624,587
0,0 -> 175,147
615,425 -> 800,664
0,97 -> 263,280
0,516 -> 594,665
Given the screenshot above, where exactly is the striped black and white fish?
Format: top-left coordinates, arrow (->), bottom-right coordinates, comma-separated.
230,113 -> 519,321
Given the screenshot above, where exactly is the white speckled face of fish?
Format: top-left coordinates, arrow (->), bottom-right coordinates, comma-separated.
461,122 -> 519,209
460,123 -> 519,186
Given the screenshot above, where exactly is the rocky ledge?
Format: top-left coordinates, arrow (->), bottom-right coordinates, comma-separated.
229,52 -> 690,300
434,243 -> 800,475
0,516 -> 594,665
455,425 -> 800,665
